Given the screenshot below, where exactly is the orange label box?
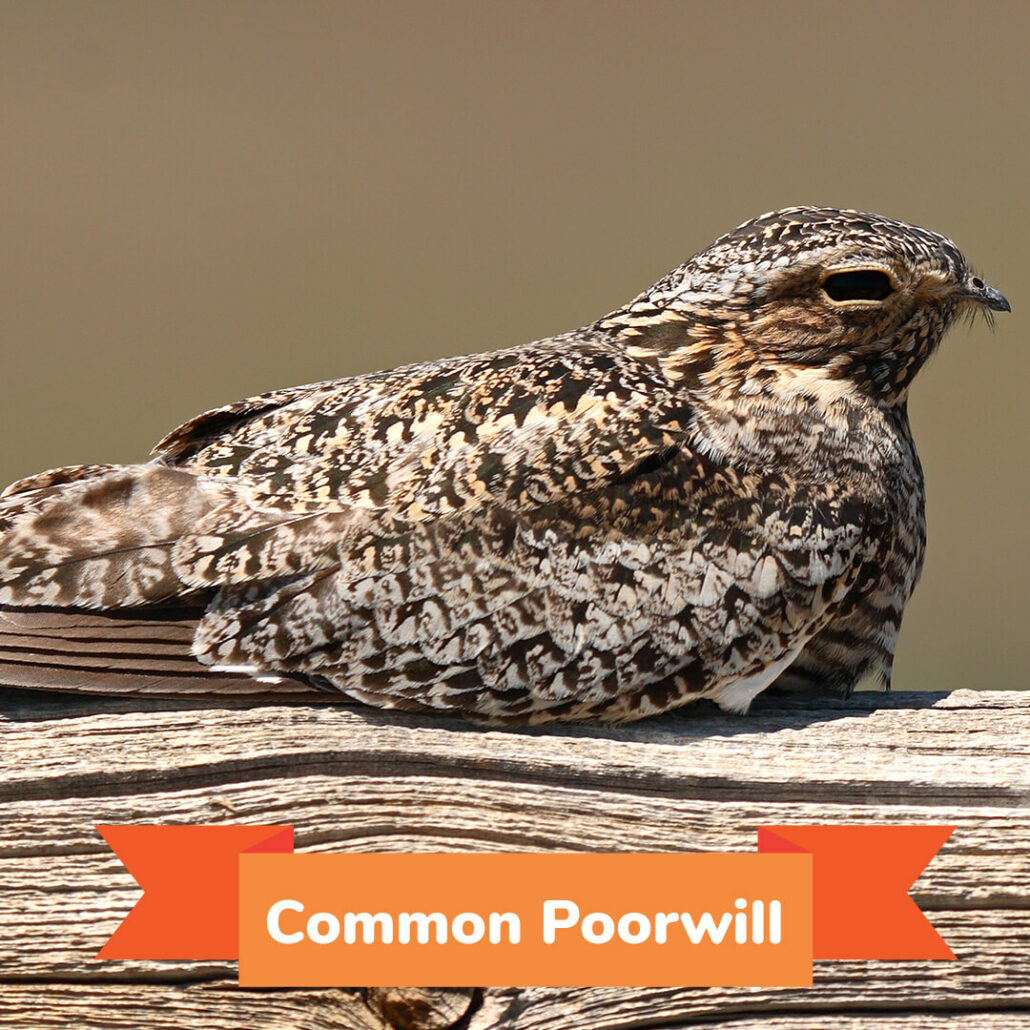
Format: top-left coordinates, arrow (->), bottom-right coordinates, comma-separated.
240,851 -> 812,987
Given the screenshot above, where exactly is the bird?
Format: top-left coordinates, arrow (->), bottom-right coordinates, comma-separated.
0,207 -> 1010,723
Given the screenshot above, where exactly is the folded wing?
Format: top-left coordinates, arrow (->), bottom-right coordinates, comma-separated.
0,338 -> 882,720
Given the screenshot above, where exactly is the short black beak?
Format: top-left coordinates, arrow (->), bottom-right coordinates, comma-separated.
964,276 -> 1011,313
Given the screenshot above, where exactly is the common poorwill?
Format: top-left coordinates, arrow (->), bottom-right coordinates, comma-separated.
0,208 -> 1009,722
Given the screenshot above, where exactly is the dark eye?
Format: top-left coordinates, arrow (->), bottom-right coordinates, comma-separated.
821,270 -> 894,302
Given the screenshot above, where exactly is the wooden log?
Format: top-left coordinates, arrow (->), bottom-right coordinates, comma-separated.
0,686 -> 1027,1028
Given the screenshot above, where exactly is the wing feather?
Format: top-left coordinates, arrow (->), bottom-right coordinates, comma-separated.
0,336 -> 884,720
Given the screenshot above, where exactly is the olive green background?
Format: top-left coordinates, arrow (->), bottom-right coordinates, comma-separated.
0,1 -> 1025,693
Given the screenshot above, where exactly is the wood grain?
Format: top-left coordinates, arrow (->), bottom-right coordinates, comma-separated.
1,686 -> 1027,1028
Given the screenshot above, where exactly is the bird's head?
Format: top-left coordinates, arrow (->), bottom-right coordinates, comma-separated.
606,207 -> 1009,406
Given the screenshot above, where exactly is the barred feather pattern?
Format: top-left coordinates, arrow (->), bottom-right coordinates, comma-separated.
0,207 -> 1006,721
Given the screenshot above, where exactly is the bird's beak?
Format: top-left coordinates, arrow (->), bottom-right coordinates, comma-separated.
960,275 -> 1011,313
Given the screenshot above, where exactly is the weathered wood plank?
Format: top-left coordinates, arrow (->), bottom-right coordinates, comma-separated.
0,984 -> 1028,1030
1,791 -> 1027,906
3,690 -> 1027,806
475,909 -> 1030,1025
0,985 -> 386,1029
1,687 -> 1027,1027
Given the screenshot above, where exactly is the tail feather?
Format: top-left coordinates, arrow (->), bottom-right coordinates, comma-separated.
0,464 -> 233,608
0,607 -> 327,701
0,463 -> 345,703
1,463 -> 131,500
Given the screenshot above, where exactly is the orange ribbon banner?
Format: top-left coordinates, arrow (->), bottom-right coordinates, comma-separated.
96,823 -> 954,986
98,825 -> 294,960
758,825 -> 955,960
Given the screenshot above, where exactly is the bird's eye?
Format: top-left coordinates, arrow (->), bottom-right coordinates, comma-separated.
821,270 -> 894,303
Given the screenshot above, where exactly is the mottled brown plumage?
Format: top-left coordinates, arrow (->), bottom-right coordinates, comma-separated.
0,207 -> 1009,721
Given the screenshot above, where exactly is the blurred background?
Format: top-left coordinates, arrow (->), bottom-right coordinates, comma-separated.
0,1 -> 1025,693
